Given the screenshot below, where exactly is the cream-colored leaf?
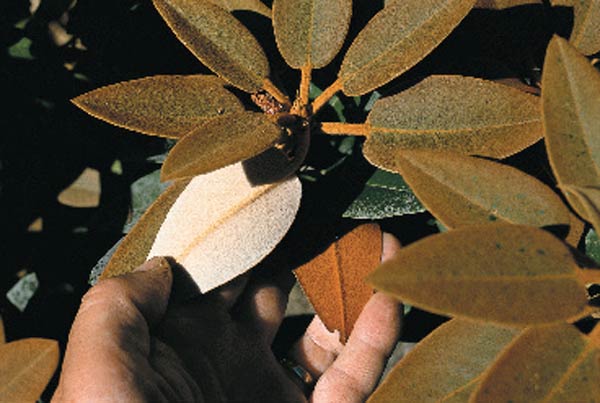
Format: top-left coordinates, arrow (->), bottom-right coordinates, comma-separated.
0,338 -> 59,402
474,0 -> 541,9
149,163 -> 302,292
153,0 -> 270,92
57,168 -> 101,208
208,0 -> 272,18
338,0 -> 476,95
570,0 -> 600,55
368,319 -> 520,403
542,36 -> 600,221
364,75 -> 542,159
72,75 -> 244,139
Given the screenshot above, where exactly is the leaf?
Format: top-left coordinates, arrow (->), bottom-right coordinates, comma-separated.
153,0 -> 270,92
8,37 -> 34,60
472,323 -> 600,402
343,169 -> 425,219
124,169 -> 169,233
364,75 -> 542,160
368,224 -> 594,325
101,180 -> 189,280
586,228 -> 600,263
57,167 -> 101,208
542,36 -> 600,221
294,224 -> 382,343
474,0 -> 541,9
149,163 -> 302,292
570,0 -> 600,55
73,75 -> 244,139
273,0 -> 352,69
563,185 -> 600,236
368,319 -> 520,403
208,0 -> 272,18
566,212 -> 586,247
376,150 -> 571,231
337,0 -> 476,95
0,338 -> 59,402
0,316 -> 4,344
161,112 -> 282,181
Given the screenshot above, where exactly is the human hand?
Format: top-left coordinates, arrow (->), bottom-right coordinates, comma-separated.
52,234 -> 402,402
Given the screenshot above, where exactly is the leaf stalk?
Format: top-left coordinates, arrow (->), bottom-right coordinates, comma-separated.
320,122 -> 369,137
263,78 -> 291,108
312,78 -> 344,114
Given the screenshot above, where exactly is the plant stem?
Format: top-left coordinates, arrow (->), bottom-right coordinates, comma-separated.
320,122 -> 369,137
311,78 -> 343,115
263,78 -> 291,108
299,66 -> 312,115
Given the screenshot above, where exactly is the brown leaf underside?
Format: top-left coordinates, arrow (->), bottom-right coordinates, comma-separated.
208,0 -> 272,18
570,0 -> 600,55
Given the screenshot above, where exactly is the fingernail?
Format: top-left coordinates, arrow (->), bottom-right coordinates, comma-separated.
135,256 -> 171,272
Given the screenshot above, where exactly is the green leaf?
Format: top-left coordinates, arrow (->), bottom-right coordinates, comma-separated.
273,0 -> 352,69
368,319 -> 520,403
161,112 -> 282,181
570,0 -> 600,55
124,169 -> 170,233
374,150 -> 571,230
338,0 -> 476,95
73,75 -> 245,139
343,169 -> 425,219
208,0 -> 272,18
542,36 -> 600,221
368,224 -> 594,325
153,0 -> 270,92
8,37 -> 34,60
364,75 -> 542,159
586,228 -> 600,263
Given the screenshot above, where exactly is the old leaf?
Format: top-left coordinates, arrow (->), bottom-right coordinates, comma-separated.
368,224 -> 593,325
563,185 -> 600,234
570,0 -> 600,55
472,323 -> 600,402
567,212 -> 586,247
73,75 -> 244,139
368,319 -> 520,403
161,112 -> 282,181
474,0 -> 541,8
542,36 -> 600,221
101,180 -> 189,280
208,0 -> 272,18
57,167 -> 101,208
364,75 -> 542,160
294,224 -> 382,343
149,163 -> 302,292
153,0 -> 270,92
273,0 -> 352,69
338,0 -> 476,95
0,338 -> 59,402
377,150 -> 571,231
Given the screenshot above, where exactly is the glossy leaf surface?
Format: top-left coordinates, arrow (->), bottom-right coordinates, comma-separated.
161,112 -> 282,181
364,75 -> 542,160
73,75 -> 244,139
542,36 -> 600,220
343,169 -> 425,219
570,0 -> 600,55
101,180 -> 189,280
474,0 -> 541,8
149,163 -> 302,292
368,319 -> 520,403
294,224 -> 382,342
153,0 -> 270,92
368,224 -> 591,325
273,0 -> 352,69
472,324 -> 600,402
382,150 -> 571,230
0,338 -> 59,402
338,0 -> 476,95
208,0 -> 272,18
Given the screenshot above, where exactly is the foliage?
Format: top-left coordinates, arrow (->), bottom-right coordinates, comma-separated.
69,0 -> 600,401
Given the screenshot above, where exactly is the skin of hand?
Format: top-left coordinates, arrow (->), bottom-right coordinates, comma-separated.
52,234 -> 402,403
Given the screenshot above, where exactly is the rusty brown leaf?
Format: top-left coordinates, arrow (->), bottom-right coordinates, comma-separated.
474,0 -> 541,8
368,224 -> 596,325
294,224 -> 382,343
364,75 -> 542,160
208,0 -> 272,18
73,75 -> 244,139
0,316 -> 4,344
562,185 -> 600,235
569,0 -> 600,55
0,338 -> 59,402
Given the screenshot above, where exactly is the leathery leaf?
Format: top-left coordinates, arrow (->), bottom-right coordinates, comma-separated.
542,36 -> 600,221
474,0 -> 541,8
294,224 -> 382,343
381,150 -> 571,231
0,338 -> 59,402
208,0 -> 272,18
368,319 -> 520,403
570,0 -> 600,55
273,0 -> 352,69
338,0 -> 476,95
153,0 -> 270,92
368,224 -> 596,325
562,185 -> 600,236
472,323 -> 600,402
364,75 -> 542,160
161,112 -> 282,181
72,75 -> 244,139
149,163 -> 302,292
